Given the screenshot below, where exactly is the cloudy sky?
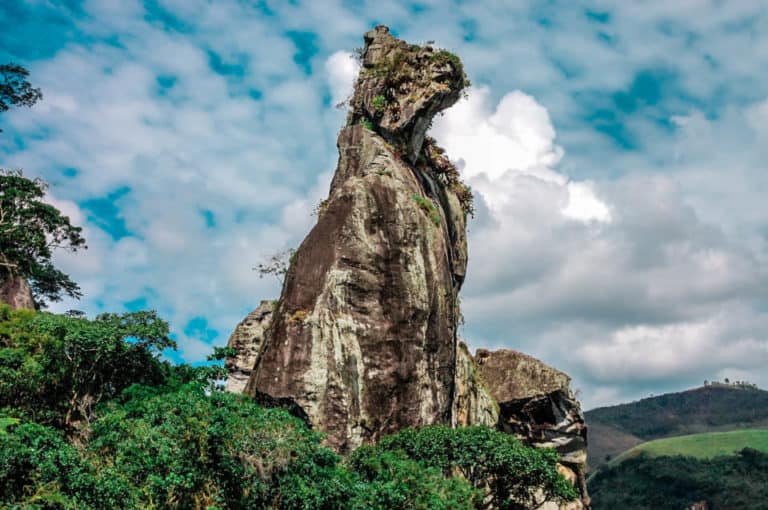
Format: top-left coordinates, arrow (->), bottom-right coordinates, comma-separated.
2,0 -> 768,409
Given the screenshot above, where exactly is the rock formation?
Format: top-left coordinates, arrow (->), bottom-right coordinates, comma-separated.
224,300 -> 274,393
0,274 -> 35,310
452,342 -> 499,428
243,25 -> 471,454
226,26 -> 589,508
472,349 -> 590,508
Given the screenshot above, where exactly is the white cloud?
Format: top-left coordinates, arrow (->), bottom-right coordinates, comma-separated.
431,88 -> 610,224
325,50 -> 360,107
431,84 -> 768,409
563,181 -> 612,223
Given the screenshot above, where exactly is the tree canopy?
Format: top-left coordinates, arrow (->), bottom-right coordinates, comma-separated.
0,170 -> 87,306
0,63 -> 42,119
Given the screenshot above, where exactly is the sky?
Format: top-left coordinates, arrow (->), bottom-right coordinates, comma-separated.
2,0 -> 768,409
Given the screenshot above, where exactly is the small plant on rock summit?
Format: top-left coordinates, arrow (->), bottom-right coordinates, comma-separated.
371,94 -> 387,112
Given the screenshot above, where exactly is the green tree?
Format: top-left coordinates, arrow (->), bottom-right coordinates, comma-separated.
349,448 -> 478,509
0,63 -> 42,131
0,306 -> 174,432
0,170 -> 87,306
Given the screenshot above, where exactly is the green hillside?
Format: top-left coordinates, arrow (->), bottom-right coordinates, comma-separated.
587,388 -> 768,509
586,385 -> 768,468
589,448 -> 768,510
614,429 -> 768,462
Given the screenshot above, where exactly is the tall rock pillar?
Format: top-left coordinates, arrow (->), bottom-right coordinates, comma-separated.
245,26 -> 473,453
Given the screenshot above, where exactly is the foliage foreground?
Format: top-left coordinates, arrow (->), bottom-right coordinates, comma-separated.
0,306 -> 575,509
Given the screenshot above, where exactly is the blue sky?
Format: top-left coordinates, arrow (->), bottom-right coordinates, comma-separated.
2,0 -> 768,408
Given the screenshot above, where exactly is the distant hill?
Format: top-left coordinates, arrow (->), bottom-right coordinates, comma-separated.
586,384 -> 768,468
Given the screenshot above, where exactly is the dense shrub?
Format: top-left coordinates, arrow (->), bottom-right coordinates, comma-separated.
349,448 -> 478,510
359,425 -> 577,510
0,308 -> 573,509
0,306 -> 175,431
0,421 -> 132,509
88,383 -> 353,509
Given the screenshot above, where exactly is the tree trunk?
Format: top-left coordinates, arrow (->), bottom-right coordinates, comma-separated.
0,274 -> 35,310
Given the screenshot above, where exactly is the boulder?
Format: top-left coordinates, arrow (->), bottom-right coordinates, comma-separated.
224,300 -> 274,393
474,349 -> 590,508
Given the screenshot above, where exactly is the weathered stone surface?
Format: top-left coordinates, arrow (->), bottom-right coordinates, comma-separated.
474,349 -> 590,508
453,342 -> 498,428
475,348 -> 572,402
0,275 -> 35,310
245,26 -> 470,454
347,25 -> 468,163
224,300 -> 274,393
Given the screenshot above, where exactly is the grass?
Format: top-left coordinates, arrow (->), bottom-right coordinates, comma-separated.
0,417 -> 19,435
612,429 -> 768,464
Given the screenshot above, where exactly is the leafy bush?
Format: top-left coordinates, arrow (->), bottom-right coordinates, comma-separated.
0,421 -> 132,509
88,383 -> 353,509
349,448 -> 478,509
371,94 -> 387,112
353,425 -> 577,510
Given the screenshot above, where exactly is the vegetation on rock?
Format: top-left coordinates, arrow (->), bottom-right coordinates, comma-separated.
412,193 -> 441,225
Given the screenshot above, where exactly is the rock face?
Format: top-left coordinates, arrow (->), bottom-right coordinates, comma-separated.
224,300 -> 274,393
474,349 -> 590,509
0,275 -> 35,310
244,26 -> 472,453
453,342 -> 498,428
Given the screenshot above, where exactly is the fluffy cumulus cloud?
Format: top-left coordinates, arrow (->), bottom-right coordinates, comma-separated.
430,88 -> 768,408
2,0 -> 768,407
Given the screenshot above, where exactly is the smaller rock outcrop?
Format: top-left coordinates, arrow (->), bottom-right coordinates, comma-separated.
474,349 -> 589,509
453,342 -> 499,428
0,275 -> 35,310
224,300 -> 274,393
